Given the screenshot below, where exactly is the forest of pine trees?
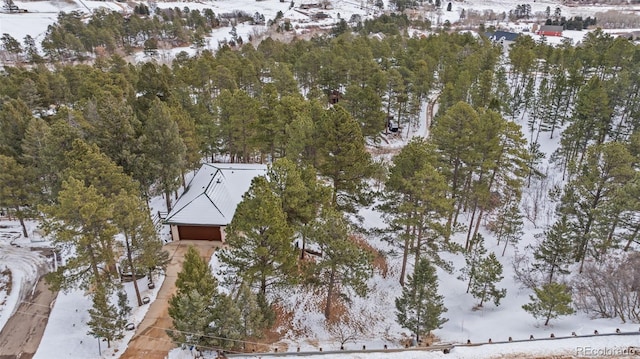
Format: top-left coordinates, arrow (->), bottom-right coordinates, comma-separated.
2,8 -> 640,350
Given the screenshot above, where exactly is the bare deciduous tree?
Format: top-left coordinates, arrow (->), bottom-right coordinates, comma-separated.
572,253 -> 640,323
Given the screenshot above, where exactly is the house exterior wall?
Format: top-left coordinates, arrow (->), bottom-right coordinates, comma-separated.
539,30 -> 562,36
176,225 -> 222,241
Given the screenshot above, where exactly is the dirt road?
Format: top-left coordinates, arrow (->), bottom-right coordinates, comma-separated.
0,276 -> 57,359
120,240 -> 218,359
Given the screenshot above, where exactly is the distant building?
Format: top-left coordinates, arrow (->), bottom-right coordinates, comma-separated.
485,31 -> 520,46
537,25 -> 563,37
617,31 -> 640,41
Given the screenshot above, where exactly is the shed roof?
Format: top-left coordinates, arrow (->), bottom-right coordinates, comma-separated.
539,25 -> 564,32
164,163 -> 268,226
487,31 -> 520,42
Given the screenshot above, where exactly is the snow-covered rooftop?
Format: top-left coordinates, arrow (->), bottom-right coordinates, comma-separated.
164,163 -> 267,226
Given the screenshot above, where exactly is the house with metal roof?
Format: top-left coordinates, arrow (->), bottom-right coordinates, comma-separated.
485,31 -> 521,50
164,163 -> 268,242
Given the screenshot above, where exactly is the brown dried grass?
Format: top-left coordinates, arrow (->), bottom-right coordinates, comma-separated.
350,234 -> 389,278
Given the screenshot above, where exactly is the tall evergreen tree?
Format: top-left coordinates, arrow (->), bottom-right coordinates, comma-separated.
379,138 -> 453,286
0,155 -> 36,237
168,246 -> 219,350
317,105 -> 373,212
42,177 -> 119,292
141,98 -> 187,211
266,159 -> 330,258
558,142 -> 635,272
87,287 -> 129,348
0,98 -> 33,157
533,216 -> 573,284
113,191 -> 169,306
432,102 -> 480,232
395,258 -> 448,343
83,92 -> 141,177
219,176 -> 297,296
307,208 -> 373,319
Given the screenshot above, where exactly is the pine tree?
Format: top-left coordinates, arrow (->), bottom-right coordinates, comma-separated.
379,138 -> 453,286
219,176 -> 297,296
0,98 -> 33,158
469,252 -> 506,307
485,187 -> 524,257
307,208 -> 373,319
175,246 -> 217,297
214,89 -> 259,163
395,258 -> 448,343
113,191 -> 169,306
167,289 -> 217,349
459,233 -> 486,294
87,286 -> 128,348
533,216 -> 573,284
317,105 -> 374,212
267,159 -> 330,259
83,92 -> 141,177
522,282 -> 575,325
235,283 -> 268,339
209,293 -> 243,350
141,98 -> 187,211
42,177 -> 119,292
558,142 -> 635,272
0,155 -> 36,237
168,246 -> 219,350
431,102 -> 481,232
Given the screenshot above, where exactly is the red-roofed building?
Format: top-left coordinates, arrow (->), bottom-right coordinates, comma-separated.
537,25 -> 563,37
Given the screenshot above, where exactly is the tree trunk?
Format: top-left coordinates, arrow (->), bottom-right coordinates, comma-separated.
260,275 -> 267,298
548,264 -> 556,285
479,283 -> 487,307
464,202 -> 477,251
501,231 -> 510,257
165,190 -> 172,212
544,310 -> 552,326
471,208 -> 485,246
324,267 -> 336,320
124,233 -> 143,306
624,223 -> 640,251
466,266 -> 474,294
87,243 -> 103,289
15,208 -> 28,238
413,223 -> 423,275
399,219 -> 413,287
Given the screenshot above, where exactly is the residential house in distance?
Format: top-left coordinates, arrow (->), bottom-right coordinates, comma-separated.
485,31 -> 520,50
537,25 -> 563,37
164,163 -> 268,242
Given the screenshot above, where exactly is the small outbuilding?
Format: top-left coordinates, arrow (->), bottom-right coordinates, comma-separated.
164,163 -> 268,242
537,25 -> 563,37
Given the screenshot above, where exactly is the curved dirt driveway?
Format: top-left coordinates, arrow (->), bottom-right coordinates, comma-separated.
0,246 -> 55,359
0,276 -> 57,359
120,240 -> 218,359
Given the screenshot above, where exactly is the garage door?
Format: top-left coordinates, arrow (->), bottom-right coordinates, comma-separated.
177,226 -> 222,241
